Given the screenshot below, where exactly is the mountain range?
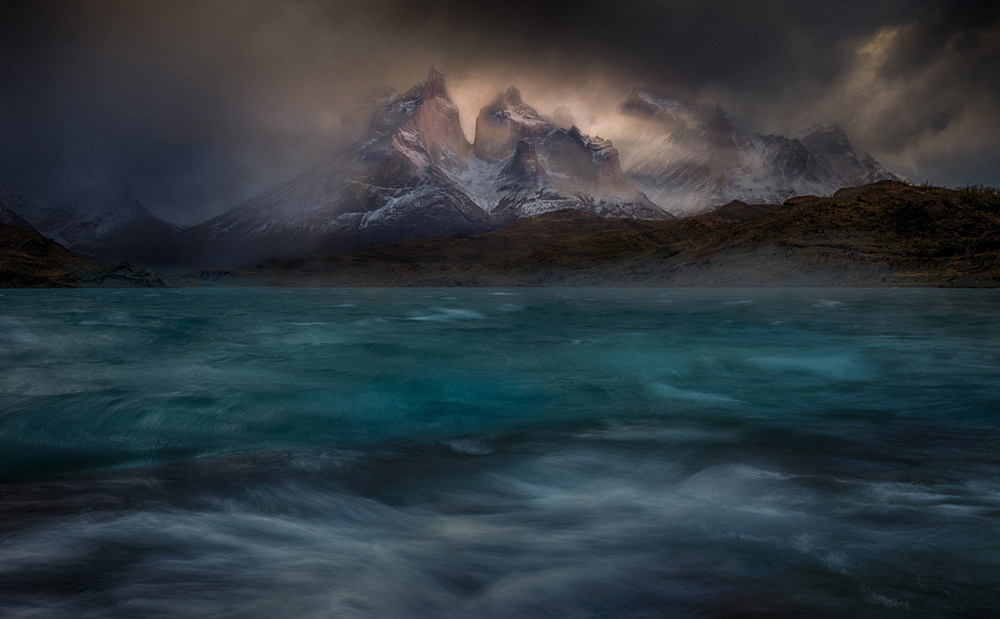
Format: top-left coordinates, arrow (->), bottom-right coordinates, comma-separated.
619,86 -> 906,213
0,221 -> 168,287
2,68 -> 906,267
5,181 -> 1000,287
195,181 -> 1000,288
0,184 -> 179,265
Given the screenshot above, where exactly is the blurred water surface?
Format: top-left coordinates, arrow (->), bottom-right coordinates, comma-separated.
1,287 -> 998,617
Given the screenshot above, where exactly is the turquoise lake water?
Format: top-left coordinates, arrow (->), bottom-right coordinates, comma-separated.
1,287 -> 999,617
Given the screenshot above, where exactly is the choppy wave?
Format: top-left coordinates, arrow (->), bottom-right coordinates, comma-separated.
1,287 -> 999,617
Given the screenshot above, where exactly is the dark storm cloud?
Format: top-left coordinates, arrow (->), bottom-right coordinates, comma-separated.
0,0 -> 997,224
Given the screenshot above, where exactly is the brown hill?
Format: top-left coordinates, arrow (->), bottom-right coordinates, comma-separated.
1,223 -> 169,288
660,181 -> 1000,286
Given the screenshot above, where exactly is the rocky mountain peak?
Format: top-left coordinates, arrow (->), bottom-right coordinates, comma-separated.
359,66 -> 471,169
473,86 -> 553,160
620,85 -> 907,214
421,65 -> 449,100
502,86 -> 523,106
542,127 -> 633,194
801,123 -> 852,153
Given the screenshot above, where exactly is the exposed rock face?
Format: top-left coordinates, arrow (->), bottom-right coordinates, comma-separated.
619,86 -> 907,215
3,73 -> 913,269
470,88 -> 669,225
493,138 -> 580,224
181,66 -> 493,266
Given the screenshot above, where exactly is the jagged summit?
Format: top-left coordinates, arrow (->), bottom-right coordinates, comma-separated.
6,69 -> 912,269
473,86 -> 554,160
801,124 -> 852,152
359,64 -> 471,170
415,65 -> 449,100
500,86 -> 523,106
500,138 -> 545,181
182,66 -> 489,265
619,86 -> 906,214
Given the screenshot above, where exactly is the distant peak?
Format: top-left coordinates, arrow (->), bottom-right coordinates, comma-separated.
420,65 -> 449,99
503,86 -> 523,106
427,64 -> 445,82
484,86 -> 530,113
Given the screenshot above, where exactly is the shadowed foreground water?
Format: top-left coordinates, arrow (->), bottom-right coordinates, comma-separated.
1,287 -> 998,617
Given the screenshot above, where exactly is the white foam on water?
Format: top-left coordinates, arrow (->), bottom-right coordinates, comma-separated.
0,318 -> 37,344
748,353 -> 868,381
650,382 -> 743,406
408,308 -> 486,322
442,438 -> 493,455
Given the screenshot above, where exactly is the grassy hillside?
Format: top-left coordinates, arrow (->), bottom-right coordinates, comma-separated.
660,181 -> 1000,286
1,223 -> 169,288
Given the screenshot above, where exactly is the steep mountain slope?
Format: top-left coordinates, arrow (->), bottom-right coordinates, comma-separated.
471,87 -> 669,224
619,87 -> 906,215
0,201 -> 36,231
181,67 -> 493,266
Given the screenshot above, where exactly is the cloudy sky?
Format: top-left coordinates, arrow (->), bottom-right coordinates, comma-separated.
1,0 -> 998,224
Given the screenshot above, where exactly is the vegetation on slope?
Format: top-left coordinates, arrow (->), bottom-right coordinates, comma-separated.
0,223 -> 169,288
215,180 -> 1000,287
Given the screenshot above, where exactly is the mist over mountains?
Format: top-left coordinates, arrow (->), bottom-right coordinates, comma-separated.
619,87 -> 905,213
1,68 -> 905,267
